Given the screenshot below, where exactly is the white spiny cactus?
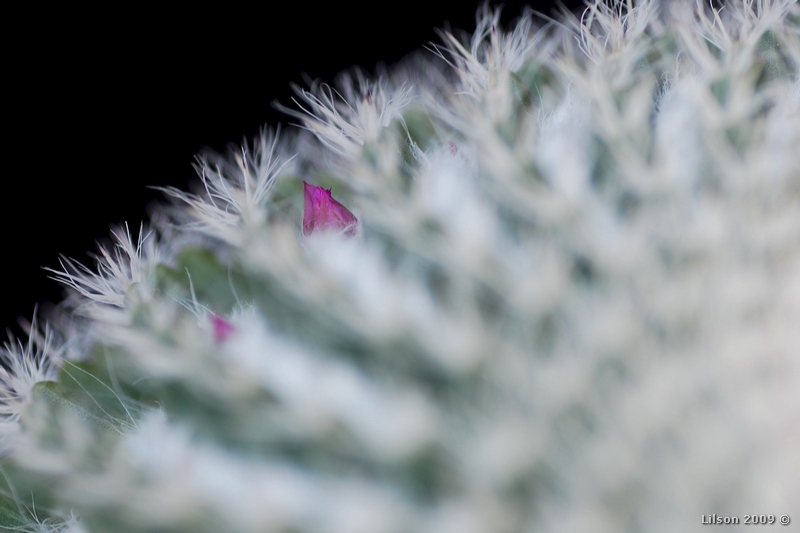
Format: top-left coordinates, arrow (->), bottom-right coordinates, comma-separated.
1,1 -> 799,532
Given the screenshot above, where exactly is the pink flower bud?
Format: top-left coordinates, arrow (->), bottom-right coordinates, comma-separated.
210,314 -> 236,343
302,181 -> 358,236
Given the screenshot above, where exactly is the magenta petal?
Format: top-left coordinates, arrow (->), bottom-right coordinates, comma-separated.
210,314 -> 236,343
302,181 -> 358,236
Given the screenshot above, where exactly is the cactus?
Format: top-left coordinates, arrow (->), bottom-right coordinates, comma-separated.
2,1 -> 799,532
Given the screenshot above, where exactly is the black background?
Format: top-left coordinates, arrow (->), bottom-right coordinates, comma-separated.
4,0 -> 582,335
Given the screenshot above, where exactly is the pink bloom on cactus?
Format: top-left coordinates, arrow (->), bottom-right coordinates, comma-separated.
302,181 -> 358,236
210,314 -> 236,343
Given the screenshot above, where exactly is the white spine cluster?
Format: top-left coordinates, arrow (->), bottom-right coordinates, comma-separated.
1,1 -> 798,532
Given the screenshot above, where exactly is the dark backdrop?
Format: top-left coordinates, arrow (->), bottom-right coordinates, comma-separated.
5,0 -> 582,335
